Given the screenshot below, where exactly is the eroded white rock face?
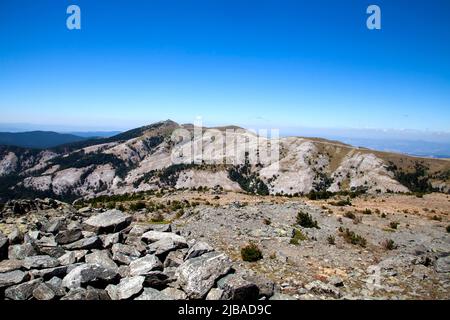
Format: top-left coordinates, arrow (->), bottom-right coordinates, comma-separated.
52,167 -> 89,195
0,152 -> 18,176
23,176 -> 52,192
328,152 -> 409,193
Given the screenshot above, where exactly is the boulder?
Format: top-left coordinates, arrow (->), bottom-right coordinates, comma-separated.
8,227 -> 23,244
148,238 -> 179,256
37,245 -> 66,258
23,255 -> 60,269
161,287 -> 187,300
435,255 -> 450,273
0,259 -> 23,273
29,265 -> 68,280
99,232 -> 121,248
206,288 -> 224,300
8,243 -> 37,260
61,287 -> 110,300
33,283 -> 56,300
184,241 -> 214,260
142,271 -> 170,289
129,254 -> 163,276
218,274 -> 259,300
134,287 -> 172,300
176,251 -> 232,299
164,249 -> 187,268
46,277 -> 68,297
85,250 -> 118,272
63,236 -> 102,250
243,274 -> 275,298
111,243 -> 141,265
55,229 -> 82,245
83,210 -> 132,234
58,251 -> 77,266
141,231 -> 187,248
0,270 -> 28,288
62,263 -> 119,289
35,236 -> 58,247
105,276 -> 145,300
0,235 -> 9,260
4,279 -> 42,300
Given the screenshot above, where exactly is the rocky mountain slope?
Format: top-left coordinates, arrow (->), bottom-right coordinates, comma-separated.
0,120 -> 449,202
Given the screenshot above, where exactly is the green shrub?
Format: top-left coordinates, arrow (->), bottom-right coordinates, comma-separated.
446,225 -> 450,233
389,221 -> 399,229
362,208 -> 372,215
327,235 -> 335,245
290,229 -> 308,245
130,201 -> 146,211
344,212 -> 356,220
241,243 -> 263,262
381,239 -> 397,250
296,211 -> 319,229
329,197 -> 352,207
340,228 -> 367,247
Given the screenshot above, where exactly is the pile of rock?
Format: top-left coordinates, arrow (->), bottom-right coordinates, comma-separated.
0,206 -> 269,300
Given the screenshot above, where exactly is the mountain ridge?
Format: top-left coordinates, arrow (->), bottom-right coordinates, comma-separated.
0,120 -> 449,202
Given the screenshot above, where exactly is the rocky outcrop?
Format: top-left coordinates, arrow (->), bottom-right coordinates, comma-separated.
0,201 -> 270,300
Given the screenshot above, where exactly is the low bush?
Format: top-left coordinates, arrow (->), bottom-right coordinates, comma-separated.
296,211 -> 319,229
241,243 -> 263,262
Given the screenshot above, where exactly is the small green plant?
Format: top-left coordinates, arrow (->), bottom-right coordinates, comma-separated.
241,243 -> 263,262
430,215 -> 442,221
344,212 -> 356,220
381,239 -> 397,250
290,229 -> 308,245
130,201 -> 146,211
362,208 -> 372,215
327,235 -> 336,245
446,225 -> 450,233
340,228 -> 367,247
389,221 -> 399,230
330,197 -> 352,207
381,212 -> 387,218
296,211 -> 319,229
263,218 -> 271,225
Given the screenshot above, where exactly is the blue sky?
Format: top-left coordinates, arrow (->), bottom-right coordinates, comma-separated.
0,0 -> 449,134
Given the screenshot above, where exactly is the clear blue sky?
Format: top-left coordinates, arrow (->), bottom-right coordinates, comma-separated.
0,0 -> 449,133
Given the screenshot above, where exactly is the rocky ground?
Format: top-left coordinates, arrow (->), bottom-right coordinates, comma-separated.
0,192 -> 449,300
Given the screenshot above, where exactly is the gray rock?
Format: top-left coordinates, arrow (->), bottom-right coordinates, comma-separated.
0,259 -> 23,273
37,245 -> 66,258
55,229 -> 82,245
141,231 -> 187,248
63,236 -> 102,250
218,274 -> 259,300
46,277 -> 67,297
23,255 -> 60,269
35,236 -> 58,247
129,254 -> 163,276
43,218 -> 64,234
0,270 -> 27,288
83,210 -> 132,234
134,287 -> 172,300
305,280 -> 341,298
149,224 -> 172,233
111,243 -> 141,265
4,279 -> 42,300
328,275 -> 344,287
61,287 -> 110,300
0,234 -> 8,260
164,249 -> 186,268
33,283 -> 56,300
85,250 -> 118,272
29,265 -> 68,280
435,255 -> 450,273
206,288 -> 224,300
99,232 -> 121,248
105,276 -> 145,300
161,287 -> 187,300
8,243 -> 37,260
243,274 -> 275,298
176,251 -> 232,299
184,241 -> 214,260
8,227 -> 23,244
143,271 -> 170,289
58,251 -> 77,266
62,263 -> 119,289
148,238 -> 179,256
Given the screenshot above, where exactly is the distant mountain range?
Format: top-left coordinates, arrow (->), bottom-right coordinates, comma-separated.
0,131 -> 122,149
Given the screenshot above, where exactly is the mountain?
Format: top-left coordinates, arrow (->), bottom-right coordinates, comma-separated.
67,131 -> 122,138
0,131 -> 87,149
0,120 -> 449,202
